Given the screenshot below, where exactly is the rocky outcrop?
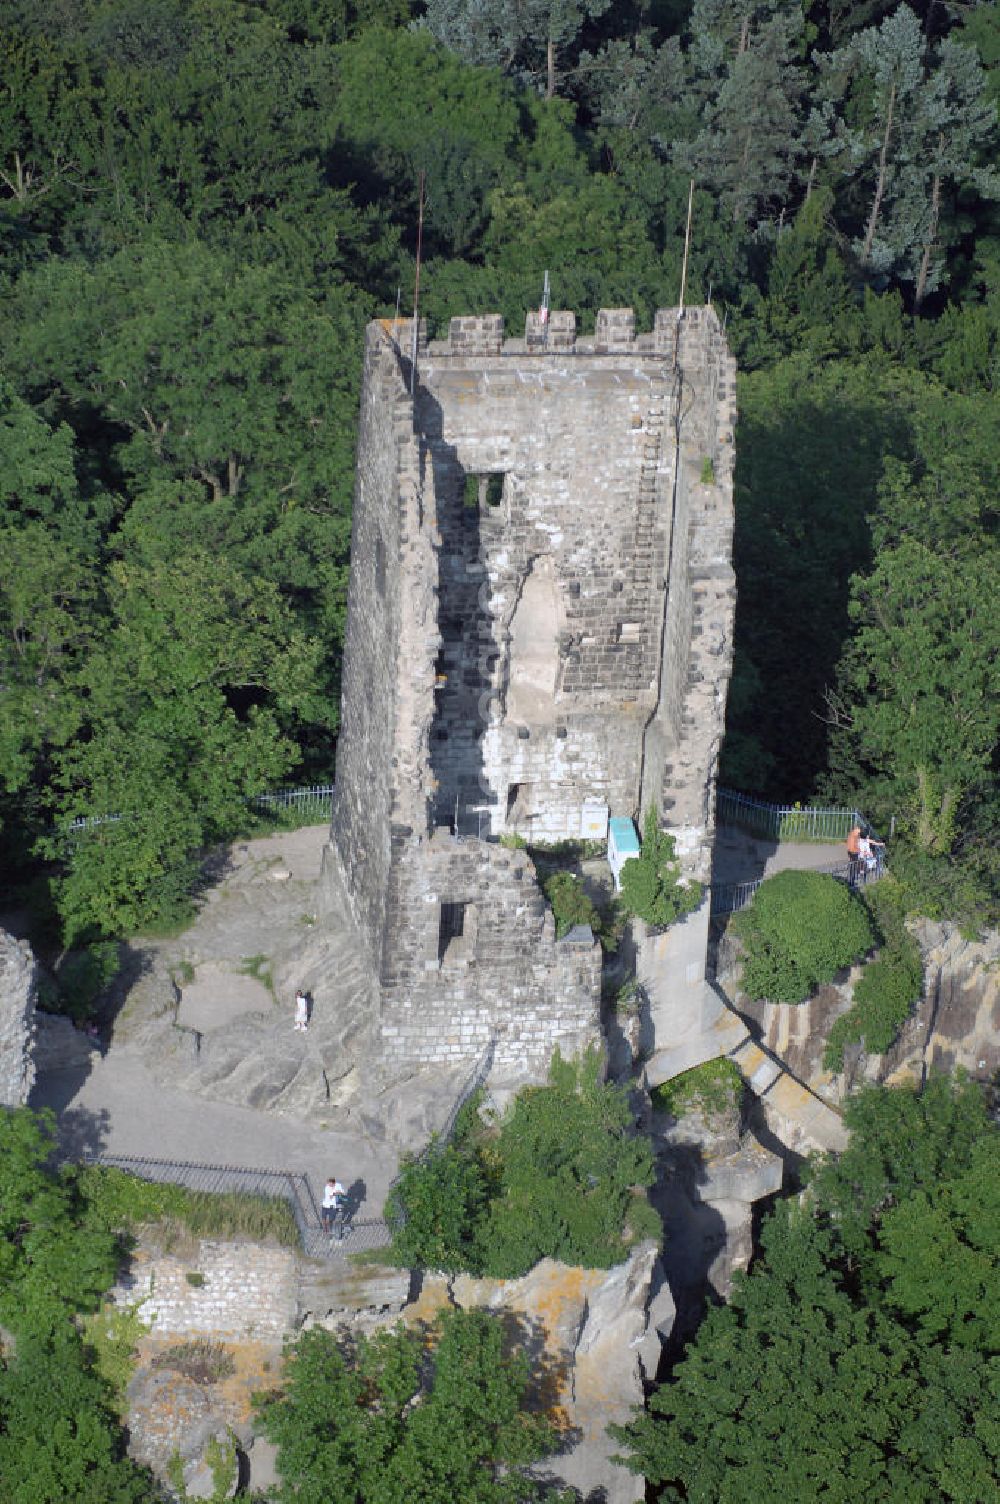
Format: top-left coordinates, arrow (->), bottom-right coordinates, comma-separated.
404,1242 -> 670,1504
650,1095 -> 783,1325
712,908 -> 992,1100
0,927 -> 37,1106
714,917 -> 1000,1145
739,983 -> 856,1095
875,921 -> 1000,1087
126,1369 -> 238,1500
116,1229 -> 668,1504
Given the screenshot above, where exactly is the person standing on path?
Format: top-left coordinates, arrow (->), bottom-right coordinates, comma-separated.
322,1175 -> 346,1240
858,833 -> 884,872
294,989 -> 309,1032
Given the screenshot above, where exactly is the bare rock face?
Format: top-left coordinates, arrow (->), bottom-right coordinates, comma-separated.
0,927 -> 37,1106
872,921 -> 1000,1087
651,1097 -> 783,1325
32,1012 -> 98,1075
408,1242 -> 670,1504
740,981 -> 856,1095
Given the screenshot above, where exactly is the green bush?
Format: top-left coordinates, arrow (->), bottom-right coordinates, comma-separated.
385,1138 -> 489,1274
79,1166 -> 300,1247
79,1302 -> 150,1418
823,892 -> 923,1069
652,1057 -> 744,1119
386,1050 -> 658,1278
734,869 -> 875,1003
619,808 -> 702,929
542,869 -> 598,938
37,941 -> 120,1024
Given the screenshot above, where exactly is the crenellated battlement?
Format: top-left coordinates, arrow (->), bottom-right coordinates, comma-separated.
386,305 -> 729,361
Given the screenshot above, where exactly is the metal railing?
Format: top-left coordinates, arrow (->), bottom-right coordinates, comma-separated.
710,853 -> 885,917
83,1152 -> 392,1261
717,787 -> 862,844
66,783 -> 336,838
251,784 -> 335,826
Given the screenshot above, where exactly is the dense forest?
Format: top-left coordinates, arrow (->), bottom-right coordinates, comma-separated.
1,0 -> 997,945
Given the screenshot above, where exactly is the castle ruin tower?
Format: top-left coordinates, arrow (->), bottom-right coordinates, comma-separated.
326,308 -> 736,1087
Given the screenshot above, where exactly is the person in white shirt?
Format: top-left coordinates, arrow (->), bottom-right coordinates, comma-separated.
322,1176 -> 346,1239
858,834 -> 884,872
294,990 -> 309,1031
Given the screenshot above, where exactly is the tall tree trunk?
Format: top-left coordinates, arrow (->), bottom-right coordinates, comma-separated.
862,79 -> 896,265
547,37 -> 555,99
914,172 -> 941,311
738,17 -> 750,54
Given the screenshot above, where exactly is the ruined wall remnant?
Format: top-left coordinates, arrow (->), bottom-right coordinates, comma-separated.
0,927 -> 37,1107
328,308 -> 736,1081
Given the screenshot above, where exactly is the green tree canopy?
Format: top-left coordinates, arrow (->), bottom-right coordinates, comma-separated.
0,1108 -> 155,1503
257,1309 -> 572,1503
734,868 -> 875,1003
613,1074 -> 1000,1501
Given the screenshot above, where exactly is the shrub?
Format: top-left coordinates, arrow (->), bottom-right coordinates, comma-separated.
734,869 -> 875,1003
79,1166 -> 300,1247
542,869 -> 598,938
823,891 -> 923,1069
38,941 -> 120,1024
151,1341 -> 235,1384
386,1050 -> 658,1278
472,1050 -> 659,1277
652,1057 -> 744,1119
80,1302 -> 151,1417
619,807 -> 702,929
385,1139 -> 489,1274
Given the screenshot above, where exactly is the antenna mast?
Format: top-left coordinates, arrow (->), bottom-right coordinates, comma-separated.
678,178 -> 694,321
539,269 -> 550,346
410,170 -> 425,395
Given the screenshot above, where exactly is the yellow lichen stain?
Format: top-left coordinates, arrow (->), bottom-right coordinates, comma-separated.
401,1273 -> 453,1327
133,1333 -> 286,1429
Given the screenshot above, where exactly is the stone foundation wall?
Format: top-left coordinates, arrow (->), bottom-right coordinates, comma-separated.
112,1239 -> 299,1341
380,832 -> 601,1073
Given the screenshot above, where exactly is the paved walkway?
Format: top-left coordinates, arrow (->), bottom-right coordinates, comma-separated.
712,828 -> 849,887
31,1050 -> 399,1218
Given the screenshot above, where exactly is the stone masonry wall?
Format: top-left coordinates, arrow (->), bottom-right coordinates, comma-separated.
641,309 -> 737,884
380,832 -> 601,1075
112,1239 -> 298,1340
0,927 -> 36,1107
